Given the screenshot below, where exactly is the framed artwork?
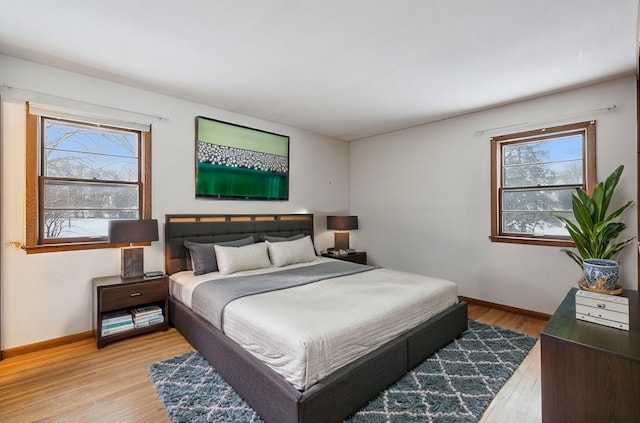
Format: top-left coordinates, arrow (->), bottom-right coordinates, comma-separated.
195,116 -> 289,200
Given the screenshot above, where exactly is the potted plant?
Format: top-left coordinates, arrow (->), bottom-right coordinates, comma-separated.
554,165 -> 635,291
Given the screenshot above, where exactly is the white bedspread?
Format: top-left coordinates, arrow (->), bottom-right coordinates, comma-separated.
170,258 -> 458,390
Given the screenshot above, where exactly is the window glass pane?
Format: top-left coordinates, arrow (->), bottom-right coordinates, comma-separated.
44,149 -> 138,181
501,188 -> 574,236
43,180 -> 139,239
44,119 -> 138,157
503,135 -> 582,166
503,135 -> 583,188
44,180 -> 139,212
44,119 -> 138,183
503,160 -> 583,187
502,188 -> 574,212
43,209 -> 138,239
502,211 -> 569,236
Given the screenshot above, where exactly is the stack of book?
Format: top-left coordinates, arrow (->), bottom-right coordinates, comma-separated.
101,310 -> 134,336
131,305 -> 164,328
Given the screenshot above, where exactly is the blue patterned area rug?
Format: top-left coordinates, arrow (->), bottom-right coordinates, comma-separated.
148,320 -> 536,422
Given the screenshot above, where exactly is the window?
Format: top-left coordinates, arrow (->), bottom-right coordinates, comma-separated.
26,105 -> 152,253
490,121 -> 596,246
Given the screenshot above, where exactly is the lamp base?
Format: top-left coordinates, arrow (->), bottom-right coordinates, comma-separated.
334,232 -> 350,251
121,247 -> 144,279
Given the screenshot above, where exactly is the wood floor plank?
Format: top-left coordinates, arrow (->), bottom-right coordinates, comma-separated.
479,342 -> 542,423
0,306 -> 548,422
0,330 -> 191,423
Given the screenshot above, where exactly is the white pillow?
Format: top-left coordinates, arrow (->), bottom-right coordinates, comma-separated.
214,242 -> 272,275
266,235 -> 317,267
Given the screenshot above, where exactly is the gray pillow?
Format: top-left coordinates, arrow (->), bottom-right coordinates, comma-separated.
261,233 -> 306,243
184,236 -> 255,275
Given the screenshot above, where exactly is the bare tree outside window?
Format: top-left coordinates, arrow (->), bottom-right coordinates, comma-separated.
25,106 -> 152,253
41,119 -> 141,242
490,121 -> 596,246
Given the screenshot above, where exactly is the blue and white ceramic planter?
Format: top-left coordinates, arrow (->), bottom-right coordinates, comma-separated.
583,259 -> 619,290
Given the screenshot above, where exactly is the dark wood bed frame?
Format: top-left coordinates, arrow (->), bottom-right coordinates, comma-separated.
165,213 -> 468,423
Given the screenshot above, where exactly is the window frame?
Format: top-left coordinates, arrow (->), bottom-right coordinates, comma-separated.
25,105 -> 152,254
489,120 -> 596,247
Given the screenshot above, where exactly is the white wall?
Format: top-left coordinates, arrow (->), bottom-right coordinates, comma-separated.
0,54 -> 351,349
350,76 -> 638,315
1,55 -> 636,349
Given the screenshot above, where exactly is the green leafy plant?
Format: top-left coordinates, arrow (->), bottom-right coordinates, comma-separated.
554,165 -> 635,267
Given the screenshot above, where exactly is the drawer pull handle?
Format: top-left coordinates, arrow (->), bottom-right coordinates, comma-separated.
130,292 -> 141,297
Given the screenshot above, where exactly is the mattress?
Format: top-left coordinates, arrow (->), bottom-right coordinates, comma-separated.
170,257 -> 458,390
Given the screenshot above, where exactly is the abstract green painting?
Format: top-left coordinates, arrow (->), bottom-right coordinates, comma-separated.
195,116 -> 289,200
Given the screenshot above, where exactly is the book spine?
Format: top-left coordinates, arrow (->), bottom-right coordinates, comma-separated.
131,306 -> 161,315
134,316 -> 164,328
132,308 -> 163,317
133,314 -> 164,324
102,324 -> 134,336
133,313 -> 163,320
132,309 -> 162,317
102,319 -> 134,330
102,315 -> 132,325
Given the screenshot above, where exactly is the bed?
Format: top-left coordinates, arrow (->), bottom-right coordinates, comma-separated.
165,213 -> 468,423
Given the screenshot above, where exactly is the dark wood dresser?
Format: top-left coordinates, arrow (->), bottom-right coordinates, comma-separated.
540,287 -> 640,422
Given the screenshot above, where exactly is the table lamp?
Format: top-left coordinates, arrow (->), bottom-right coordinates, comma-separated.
108,219 -> 159,279
326,215 -> 358,250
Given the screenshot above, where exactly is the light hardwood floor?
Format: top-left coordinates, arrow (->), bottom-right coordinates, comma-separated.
472,305 -> 547,423
0,304 -> 548,423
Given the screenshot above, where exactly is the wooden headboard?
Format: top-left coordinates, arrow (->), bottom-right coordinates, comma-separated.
164,213 -> 314,275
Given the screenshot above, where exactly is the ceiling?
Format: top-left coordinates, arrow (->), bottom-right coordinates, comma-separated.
0,1 -> 637,141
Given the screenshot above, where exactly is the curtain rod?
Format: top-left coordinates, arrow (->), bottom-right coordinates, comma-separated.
474,104 -> 617,136
0,83 -> 170,122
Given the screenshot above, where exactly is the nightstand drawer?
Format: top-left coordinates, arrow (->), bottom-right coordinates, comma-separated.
99,279 -> 167,311
321,251 -> 367,265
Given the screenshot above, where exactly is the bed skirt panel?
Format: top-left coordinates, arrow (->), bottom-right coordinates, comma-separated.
405,301 -> 469,369
170,297 -> 468,423
170,298 -> 303,423
298,335 -> 407,423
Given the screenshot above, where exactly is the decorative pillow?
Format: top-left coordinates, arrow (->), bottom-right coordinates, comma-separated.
266,235 -> 317,267
184,236 -> 255,275
214,242 -> 272,275
261,233 -> 306,243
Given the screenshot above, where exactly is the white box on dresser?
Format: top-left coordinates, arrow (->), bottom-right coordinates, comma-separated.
575,289 -> 629,331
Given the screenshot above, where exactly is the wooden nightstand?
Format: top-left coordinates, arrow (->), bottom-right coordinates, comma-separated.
92,275 -> 169,349
321,251 -> 367,265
